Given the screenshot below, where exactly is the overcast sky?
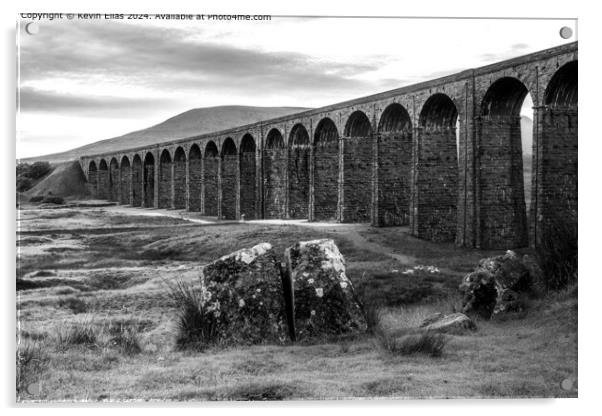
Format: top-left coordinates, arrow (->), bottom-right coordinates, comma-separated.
16,16 -> 576,159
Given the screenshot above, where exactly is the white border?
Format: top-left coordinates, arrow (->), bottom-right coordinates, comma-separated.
3,0 -> 599,414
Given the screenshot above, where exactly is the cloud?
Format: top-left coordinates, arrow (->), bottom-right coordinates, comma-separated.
19,86 -> 178,117
511,42 -> 530,50
19,20 -> 382,99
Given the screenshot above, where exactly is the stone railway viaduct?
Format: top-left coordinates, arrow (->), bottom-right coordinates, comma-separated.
80,42 -> 577,249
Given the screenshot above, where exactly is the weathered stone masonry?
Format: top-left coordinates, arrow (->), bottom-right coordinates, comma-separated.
80,43 -> 578,250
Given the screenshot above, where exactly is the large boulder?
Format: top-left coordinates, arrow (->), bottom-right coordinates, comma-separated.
201,242 -> 290,345
460,250 -> 532,319
477,250 -> 531,292
419,312 -> 477,334
284,239 -> 367,341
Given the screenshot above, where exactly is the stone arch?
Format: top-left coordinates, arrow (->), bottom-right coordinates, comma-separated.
478,77 -> 530,248
132,154 -> 143,206
143,152 -> 155,207
158,149 -> 172,209
536,60 -> 578,245
288,123 -> 310,219
221,138 -> 238,220
342,110 -> 373,223
204,141 -> 219,216
416,93 -> 459,241
544,60 -> 577,108
119,155 -> 131,205
376,103 -> 413,226
239,134 -> 257,219
264,128 -> 287,219
98,159 -> 109,200
87,160 -> 98,197
188,144 -> 202,212
173,147 -> 187,209
313,117 -> 340,221
344,110 -> 372,137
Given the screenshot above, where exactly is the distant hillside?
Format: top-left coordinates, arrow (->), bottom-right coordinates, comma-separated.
21,105 -> 311,163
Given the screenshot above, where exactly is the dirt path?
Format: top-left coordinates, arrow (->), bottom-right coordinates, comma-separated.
107,207 -> 421,266
325,225 -> 417,266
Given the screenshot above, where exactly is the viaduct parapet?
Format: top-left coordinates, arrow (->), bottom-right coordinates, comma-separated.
80,42 -> 578,249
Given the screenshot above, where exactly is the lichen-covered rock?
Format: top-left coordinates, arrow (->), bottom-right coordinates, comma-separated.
461,250 -> 533,319
459,269 -> 498,318
419,312 -> 476,334
201,242 -> 289,345
285,239 -> 367,341
478,250 -> 531,292
492,288 -> 524,317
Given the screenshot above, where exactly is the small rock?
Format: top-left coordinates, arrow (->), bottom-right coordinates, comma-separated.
285,239 -> 367,341
420,312 -> 476,334
419,312 -> 444,328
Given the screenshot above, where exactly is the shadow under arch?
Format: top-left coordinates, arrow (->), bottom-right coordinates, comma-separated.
342,110 -> 373,223
313,117 -> 339,221
288,123 -> 310,219
376,103 -> 412,226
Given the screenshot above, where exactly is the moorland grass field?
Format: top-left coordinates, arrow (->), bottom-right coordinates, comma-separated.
16,204 -> 577,401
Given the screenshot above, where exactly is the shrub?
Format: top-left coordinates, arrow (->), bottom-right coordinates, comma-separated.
16,341 -> 47,397
108,323 -> 142,356
58,296 -> 89,314
42,196 -> 65,205
221,381 -> 304,401
363,302 -> 383,334
139,248 -> 182,261
166,280 -> 218,351
26,162 -> 53,180
29,195 -> 44,203
16,177 -> 33,192
375,327 -> 447,357
536,212 -> 578,290
56,320 -> 99,348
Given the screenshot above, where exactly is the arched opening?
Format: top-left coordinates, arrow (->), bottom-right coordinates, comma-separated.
204,141 -> 219,216
288,123 -> 310,219
158,149 -> 172,209
537,61 -> 578,244
173,147 -> 187,209
239,134 -> 257,219
264,129 -> 286,219
109,157 -> 120,202
221,138 -> 238,220
188,144 -> 202,212
98,159 -> 109,200
416,93 -> 459,242
313,118 -> 340,221
120,156 -> 131,205
87,161 -> 97,197
479,77 -> 530,248
376,103 -> 412,226
132,154 -> 142,206
143,152 -> 155,207
342,110 -> 373,223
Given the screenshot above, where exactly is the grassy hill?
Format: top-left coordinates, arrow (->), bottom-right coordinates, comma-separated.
21,106 -> 310,163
